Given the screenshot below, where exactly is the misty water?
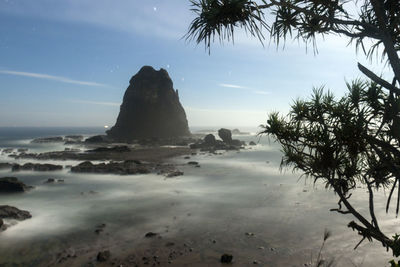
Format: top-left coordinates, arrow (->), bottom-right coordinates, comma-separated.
0,127 -> 398,266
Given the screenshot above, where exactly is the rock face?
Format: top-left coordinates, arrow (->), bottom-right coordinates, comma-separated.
107,66 -> 190,141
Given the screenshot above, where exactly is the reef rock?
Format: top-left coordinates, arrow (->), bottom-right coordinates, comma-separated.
107,66 -> 190,141
0,177 -> 33,193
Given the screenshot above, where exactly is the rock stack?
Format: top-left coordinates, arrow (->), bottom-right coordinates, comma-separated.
107,66 -> 190,142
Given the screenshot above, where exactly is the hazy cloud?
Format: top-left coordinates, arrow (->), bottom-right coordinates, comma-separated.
0,70 -> 108,87
219,83 -> 248,89
219,83 -> 270,95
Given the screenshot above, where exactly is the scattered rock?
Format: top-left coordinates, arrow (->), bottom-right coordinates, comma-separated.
166,170 -> 184,178
145,232 -> 158,238
17,148 -> 28,153
249,141 -> 257,146
220,254 -> 233,263
0,205 -> 32,220
187,161 -> 199,165
0,177 -> 33,193
97,250 -> 111,262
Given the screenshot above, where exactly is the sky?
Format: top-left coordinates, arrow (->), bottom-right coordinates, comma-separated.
0,0 -> 391,128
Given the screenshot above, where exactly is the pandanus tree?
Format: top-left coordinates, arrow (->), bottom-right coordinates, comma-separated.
186,0 -> 400,257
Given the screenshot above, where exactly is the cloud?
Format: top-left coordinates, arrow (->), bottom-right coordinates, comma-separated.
219,83 -> 248,89
218,83 -> 270,95
70,100 -> 120,106
0,70 -> 108,87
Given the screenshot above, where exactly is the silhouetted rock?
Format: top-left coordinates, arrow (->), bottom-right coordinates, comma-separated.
107,66 -> 190,142
0,177 -> 33,193
0,205 -> 32,220
204,134 -> 216,146
165,170 -> 184,177
249,141 -> 257,146
218,128 -> 232,143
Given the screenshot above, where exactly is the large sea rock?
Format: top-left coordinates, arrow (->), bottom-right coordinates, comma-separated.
107,66 -> 190,142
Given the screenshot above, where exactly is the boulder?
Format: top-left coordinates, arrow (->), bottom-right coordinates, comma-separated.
204,134 -> 216,146
107,66 -> 190,142
0,205 -> 32,220
218,128 -> 232,143
249,141 -> 257,146
0,177 -> 32,193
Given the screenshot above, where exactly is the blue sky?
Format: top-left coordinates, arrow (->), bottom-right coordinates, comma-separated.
0,0 -> 389,127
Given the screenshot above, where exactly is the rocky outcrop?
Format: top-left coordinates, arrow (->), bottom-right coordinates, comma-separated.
0,205 -> 32,231
71,161 -> 150,175
107,66 -> 190,142
0,177 -> 33,193
0,205 -> 32,220
11,163 -> 63,172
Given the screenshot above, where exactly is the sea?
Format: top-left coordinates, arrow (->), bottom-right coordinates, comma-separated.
0,127 -> 397,266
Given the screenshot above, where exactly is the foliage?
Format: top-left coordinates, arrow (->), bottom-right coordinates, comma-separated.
186,0 -> 400,258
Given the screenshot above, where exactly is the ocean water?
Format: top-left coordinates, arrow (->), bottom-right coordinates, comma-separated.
0,127 -> 398,266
